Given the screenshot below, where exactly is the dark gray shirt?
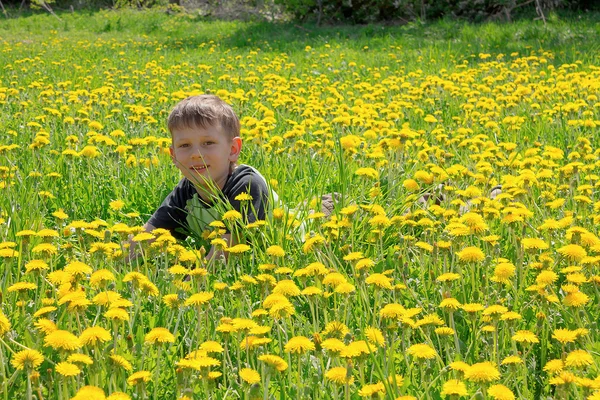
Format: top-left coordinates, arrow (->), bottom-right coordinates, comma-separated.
147,164 -> 270,240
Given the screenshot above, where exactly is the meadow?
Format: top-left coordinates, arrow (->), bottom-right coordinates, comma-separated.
1,8 -> 600,399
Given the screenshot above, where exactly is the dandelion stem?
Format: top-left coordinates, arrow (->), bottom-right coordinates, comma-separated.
26,371 -> 32,400
0,348 -> 7,400
263,374 -> 270,400
154,344 -> 162,400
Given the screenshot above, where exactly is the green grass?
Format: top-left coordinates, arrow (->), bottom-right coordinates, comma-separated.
0,8 -> 600,400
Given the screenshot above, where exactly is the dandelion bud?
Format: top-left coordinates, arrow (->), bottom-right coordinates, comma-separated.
343,332 -> 353,344
30,371 -> 40,383
570,231 -> 582,245
249,384 -> 260,397
536,312 -> 546,320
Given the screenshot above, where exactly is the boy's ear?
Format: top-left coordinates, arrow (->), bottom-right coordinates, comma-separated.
229,137 -> 242,162
169,146 -> 175,161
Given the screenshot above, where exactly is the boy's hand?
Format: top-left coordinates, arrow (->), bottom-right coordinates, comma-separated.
125,222 -> 157,263
206,233 -> 232,262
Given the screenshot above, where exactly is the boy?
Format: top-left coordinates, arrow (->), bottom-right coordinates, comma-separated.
128,95 -> 271,260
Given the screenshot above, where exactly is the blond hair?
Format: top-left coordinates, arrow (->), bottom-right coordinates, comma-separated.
167,95 -> 240,139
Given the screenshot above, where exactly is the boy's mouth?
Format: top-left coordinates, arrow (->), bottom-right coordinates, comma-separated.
190,165 -> 208,172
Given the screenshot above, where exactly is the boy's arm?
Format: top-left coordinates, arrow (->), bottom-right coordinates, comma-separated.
125,222 -> 157,263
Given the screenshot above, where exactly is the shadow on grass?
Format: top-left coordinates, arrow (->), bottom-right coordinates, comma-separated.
1,7 -> 600,58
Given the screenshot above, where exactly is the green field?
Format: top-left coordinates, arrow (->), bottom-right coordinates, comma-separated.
1,9 -> 600,399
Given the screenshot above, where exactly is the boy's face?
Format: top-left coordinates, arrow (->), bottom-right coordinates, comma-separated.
169,124 -> 242,194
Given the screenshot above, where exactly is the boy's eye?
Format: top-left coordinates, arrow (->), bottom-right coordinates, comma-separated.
203,141 -> 215,146
179,143 -> 189,148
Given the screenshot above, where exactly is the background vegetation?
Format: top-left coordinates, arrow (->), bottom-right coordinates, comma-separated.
1,8 -> 599,400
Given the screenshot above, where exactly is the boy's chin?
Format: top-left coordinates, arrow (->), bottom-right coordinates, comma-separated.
187,173 -> 212,185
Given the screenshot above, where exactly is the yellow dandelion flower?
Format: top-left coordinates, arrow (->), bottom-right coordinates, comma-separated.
449,361 -> 470,373
435,327 -> 455,336
284,336 -> 315,354
301,286 -> 323,296
500,311 -> 521,321
456,246 -> 485,263
144,328 -> 175,345
25,259 -> 49,273
110,354 -> 133,372
557,244 -> 587,262
240,336 -> 272,350
536,270 -> 558,286
80,326 -> 111,346
104,308 -> 129,322
67,353 -> 94,365
11,349 -> 44,370
200,341 -> 224,354
321,338 -> 346,354
487,384 -> 515,400
222,210 -> 242,221
543,359 -> 564,374
258,354 -> 288,372
491,262 -> 516,284
7,282 -> 37,293
0,311 -> 11,336
132,232 -> 155,242
127,371 -> 152,385
464,362 -> 500,383
406,343 -> 436,360
109,200 -> 125,211
441,379 -> 468,396
239,368 -> 260,384
44,330 -> 82,351
225,244 -> 251,254
323,272 -> 347,287
522,238 -> 549,251
273,280 -> 301,297
365,273 -> 393,290
269,301 -> 295,318
322,321 -> 350,338
235,192 -> 253,201
483,305 -> 508,317
34,318 -> 57,335
358,382 -> 385,397
71,386 -> 105,399
379,303 -> 406,319
365,327 -> 385,346
563,290 -> 590,307
266,245 -> 285,257
512,330 -> 539,344
92,291 -> 122,307
440,298 -> 461,310
436,273 -> 461,282
325,366 -> 353,385
565,349 -> 594,367
31,243 -> 58,255
403,179 -> 420,191
355,258 -> 376,271
501,355 -> 523,365
355,167 -> 379,179
334,282 -> 356,294
185,292 -> 214,307
55,362 -> 81,377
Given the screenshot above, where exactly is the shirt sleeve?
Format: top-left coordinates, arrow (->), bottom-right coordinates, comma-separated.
226,168 -> 269,224
147,179 -> 192,240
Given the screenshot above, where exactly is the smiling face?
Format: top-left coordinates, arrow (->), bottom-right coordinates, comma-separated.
169,124 -> 242,198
